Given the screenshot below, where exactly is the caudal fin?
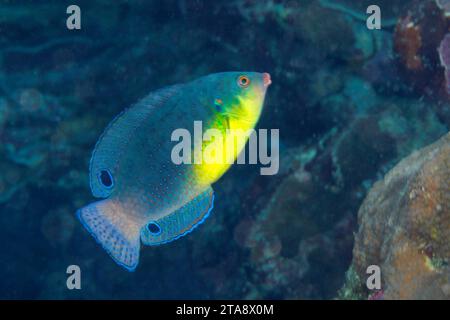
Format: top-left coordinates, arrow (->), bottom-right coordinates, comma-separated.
77,199 -> 141,271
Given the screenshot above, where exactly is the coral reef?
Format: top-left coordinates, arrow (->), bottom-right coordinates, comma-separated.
439,34 -> 450,95
394,0 -> 448,95
341,132 -> 450,299
393,0 -> 450,124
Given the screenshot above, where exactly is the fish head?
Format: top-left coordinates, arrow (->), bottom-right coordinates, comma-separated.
190,72 -> 272,185
204,71 -> 271,126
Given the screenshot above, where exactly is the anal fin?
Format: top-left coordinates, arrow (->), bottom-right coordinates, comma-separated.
140,187 -> 214,246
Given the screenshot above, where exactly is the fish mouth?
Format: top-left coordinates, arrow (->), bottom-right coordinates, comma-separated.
263,73 -> 272,87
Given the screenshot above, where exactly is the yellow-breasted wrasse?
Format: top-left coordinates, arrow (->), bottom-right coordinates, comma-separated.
77,72 -> 271,271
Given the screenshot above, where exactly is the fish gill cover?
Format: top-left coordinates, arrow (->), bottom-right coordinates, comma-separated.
0,0 -> 448,299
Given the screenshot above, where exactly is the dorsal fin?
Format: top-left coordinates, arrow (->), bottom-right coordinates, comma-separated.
89,85 -> 182,198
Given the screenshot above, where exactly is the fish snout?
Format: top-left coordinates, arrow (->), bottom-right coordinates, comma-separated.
263,73 -> 272,87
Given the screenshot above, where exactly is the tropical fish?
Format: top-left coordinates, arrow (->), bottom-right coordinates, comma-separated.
77,72 -> 271,271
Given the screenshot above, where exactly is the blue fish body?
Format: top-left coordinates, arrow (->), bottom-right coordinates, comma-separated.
77,72 -> 271,271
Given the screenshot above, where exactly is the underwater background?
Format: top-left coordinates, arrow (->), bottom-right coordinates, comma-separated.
0,0 -> 449,299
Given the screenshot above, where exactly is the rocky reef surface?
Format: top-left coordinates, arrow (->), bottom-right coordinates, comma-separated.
341,132 -> 450,300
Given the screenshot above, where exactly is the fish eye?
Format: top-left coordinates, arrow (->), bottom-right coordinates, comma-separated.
98,169 -> 114,188
147,222 -> 161,235
237,75 -> 250,88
